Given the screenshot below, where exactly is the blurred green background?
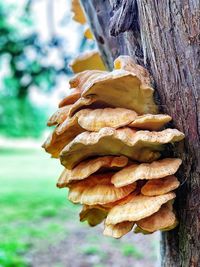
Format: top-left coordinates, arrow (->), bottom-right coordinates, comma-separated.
0,1 -> 159,266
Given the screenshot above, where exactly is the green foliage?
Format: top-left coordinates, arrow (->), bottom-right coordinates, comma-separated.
81,245 -> 102,255
0,0 -> 96,138
0,97 -> 47,137
0,1 -> 69,138
0,242 -> 30,267
0,148 -> 78,266
0,148 -> 159,266
0,1 -> 69,98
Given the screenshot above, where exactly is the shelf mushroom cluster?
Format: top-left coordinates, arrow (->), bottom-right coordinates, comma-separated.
71,0 -> 94,40
43,55 -> 184,238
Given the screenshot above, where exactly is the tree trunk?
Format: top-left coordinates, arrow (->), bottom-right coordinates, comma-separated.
81,1 -> 200,266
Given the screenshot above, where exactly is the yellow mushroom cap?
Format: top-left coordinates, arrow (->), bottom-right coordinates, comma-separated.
69,70 -> 106,90
56,107 -> 138,135
129,114 -> 172,131
42,121 -> 83,158
47,105 -> 72,126
70,51 -> 106,73
76,108 -> 138,131
79,205 -> 108,227
71,0 -> 86,24
57,156 -> 128,187
84,28 -> 94,40
58,90 -> 81,108
136,204 -> 178,232
141,175 -> 180,196
60,128 -> 184,169
56,108 -> 172,136
68,173 -> 136,205
42,130 -> 64,158
103,221 -> 134,239
45,103 -> 138,158
134,226 -> 152,235
81,69 -> 157,114
111,158 -> 182,187
114,55 -> 152,87
67,96 -> 97,118
105,192 -> 176,225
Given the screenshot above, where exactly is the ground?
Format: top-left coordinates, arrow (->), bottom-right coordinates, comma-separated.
0,147 -> 159,267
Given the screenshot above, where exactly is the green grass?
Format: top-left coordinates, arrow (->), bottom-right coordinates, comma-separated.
0,148 -> 79,267
121,244 -> 144,259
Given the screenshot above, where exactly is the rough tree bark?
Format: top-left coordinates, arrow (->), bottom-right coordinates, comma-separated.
81,1 -> 200,266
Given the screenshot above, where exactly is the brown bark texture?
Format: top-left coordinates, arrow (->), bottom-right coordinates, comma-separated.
81,0 -> 200,266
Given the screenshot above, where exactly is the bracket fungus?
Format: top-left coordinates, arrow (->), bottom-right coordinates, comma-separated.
57,156 -> 128,187
103,221 -> 135,239
68,173 -> 136,205
79,205 -> 108,227
70,51 -> 106,73
81,70 -> 157,114
56,107 -> 138,134
71,0 -> 86,24
141,175 -> 180,196
71,0 -> 95,42
43,53 -> 184,238
136,204 -> 178,233
58,89 -> 81,107
111,158 -> 182,187
105,193 -> 175,225
60,128 -> 184,169
47,105 -> 72,126
84,28 -> 94,40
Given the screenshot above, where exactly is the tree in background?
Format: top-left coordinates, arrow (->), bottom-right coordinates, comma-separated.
0,0 -> 94,138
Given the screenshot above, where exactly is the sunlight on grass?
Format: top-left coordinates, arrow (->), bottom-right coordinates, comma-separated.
0,148 -> 79,267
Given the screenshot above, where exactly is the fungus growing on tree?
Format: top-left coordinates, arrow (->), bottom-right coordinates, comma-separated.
70,51 -> 106,73
57,156 -> 128,187
136,204 -> 178,233
111,158 -> 182,187
60,128 -> 184,169
43,54 -> 184,238
67,173 -> 136,205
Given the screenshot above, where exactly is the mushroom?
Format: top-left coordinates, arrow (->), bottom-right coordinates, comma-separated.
70,51 -> 106,73
129,114 -> 172,130
84,28 -> 94,40
56,107 -> 138,135
111,158 -> 182,187
71,0 -> 95,42
57,156 -> 128,187
114,56 -> 152,87
105,192 -> 175,225
136,204 -> 178,232
141,175 -> 180,196
81,70 -> 157,114
45,108 -> 173,158
103,221 -> 135,238
47,105 -> 73,126
42,120 -> 83,158
60,128 -> 184,169
68,173 -> 137,205
71,0 -> 86,24
79,205 -> 108,227
69,70 -> 106,90
42,54 -> 185,238
58,89 -> 81,108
